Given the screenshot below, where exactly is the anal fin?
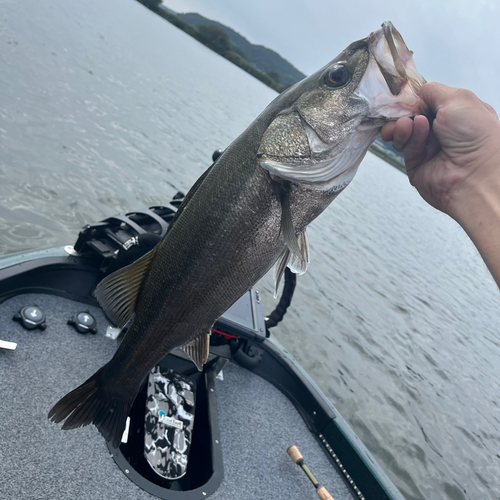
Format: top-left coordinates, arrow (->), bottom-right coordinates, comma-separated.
180,332 -> 211,371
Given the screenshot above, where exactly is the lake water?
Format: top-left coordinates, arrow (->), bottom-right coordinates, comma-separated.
1,1 -> 500,499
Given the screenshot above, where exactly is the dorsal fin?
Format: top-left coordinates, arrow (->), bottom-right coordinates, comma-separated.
179,332 -> 211,371
94,246 -> 158,328
94,165 -> 214,329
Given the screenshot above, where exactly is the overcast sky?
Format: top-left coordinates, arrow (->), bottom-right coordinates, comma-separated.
164,0 -> 500,113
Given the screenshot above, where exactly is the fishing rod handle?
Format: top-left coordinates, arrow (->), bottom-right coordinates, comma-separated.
287,445 -> 303,464
317,485 -> 334,500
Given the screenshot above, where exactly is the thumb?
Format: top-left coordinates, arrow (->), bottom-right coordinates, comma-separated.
418,82 -> 455,115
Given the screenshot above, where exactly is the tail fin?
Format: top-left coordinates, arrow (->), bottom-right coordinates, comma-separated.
48,364 -> 133,448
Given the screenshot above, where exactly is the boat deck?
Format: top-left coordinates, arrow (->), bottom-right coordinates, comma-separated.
0,293 -> 355,500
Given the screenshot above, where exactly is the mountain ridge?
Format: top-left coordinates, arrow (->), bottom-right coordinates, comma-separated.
176,12 -> 306,86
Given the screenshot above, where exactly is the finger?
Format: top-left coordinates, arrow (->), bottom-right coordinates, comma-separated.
401,115 -> 430,171
418,82 -> 455,115
481,100 -> 499,119
392,117 -> 414,151
381,121 -> 396,142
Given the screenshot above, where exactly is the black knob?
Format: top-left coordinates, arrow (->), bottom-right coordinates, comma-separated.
68,311 -> 97,335
13,306 -> 46,331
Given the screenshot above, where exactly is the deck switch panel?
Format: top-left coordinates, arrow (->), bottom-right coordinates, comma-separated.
13,306 -> 46,331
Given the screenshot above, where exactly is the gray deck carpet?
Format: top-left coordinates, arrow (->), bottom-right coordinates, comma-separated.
0,293 -> 354,500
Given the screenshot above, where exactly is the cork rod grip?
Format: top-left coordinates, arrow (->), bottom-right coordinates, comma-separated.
317,485 -> 334,500
287,445 -> 303,464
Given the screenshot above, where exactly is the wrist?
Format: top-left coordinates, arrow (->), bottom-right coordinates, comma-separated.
450,164 -> 500,228
451,174 -> 500,287
443,116 -> 500,224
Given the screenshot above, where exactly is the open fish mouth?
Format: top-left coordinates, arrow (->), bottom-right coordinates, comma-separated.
358,21 -> 427,121
377,22 -> 425,96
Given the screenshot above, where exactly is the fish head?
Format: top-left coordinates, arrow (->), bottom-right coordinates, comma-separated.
257,22 -> 426,190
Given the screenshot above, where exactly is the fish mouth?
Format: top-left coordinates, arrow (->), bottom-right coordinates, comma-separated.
357,21 -> 427,121
377,22 -> 423,96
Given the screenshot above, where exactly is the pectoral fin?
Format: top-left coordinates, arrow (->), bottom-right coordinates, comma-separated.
273,230 -> 310,297
180,332 -> 211,371
280,190 -> 304,264
271,180 -> 310,297
289,230 -> 309,273
94,246 -> 158,328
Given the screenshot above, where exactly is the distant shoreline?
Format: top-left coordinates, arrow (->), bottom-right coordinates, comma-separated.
141,1 -> 290,93
137,0 -> 406,173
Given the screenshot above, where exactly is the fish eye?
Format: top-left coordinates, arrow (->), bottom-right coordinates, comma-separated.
324,65 -> 350,88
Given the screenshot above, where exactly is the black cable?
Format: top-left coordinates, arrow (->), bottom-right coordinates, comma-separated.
265,267 -> 297,334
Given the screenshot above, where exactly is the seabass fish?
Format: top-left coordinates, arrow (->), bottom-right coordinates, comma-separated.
49,22 -> 426,446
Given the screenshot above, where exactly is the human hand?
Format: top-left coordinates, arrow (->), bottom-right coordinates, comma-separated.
381,82 -> 500,223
